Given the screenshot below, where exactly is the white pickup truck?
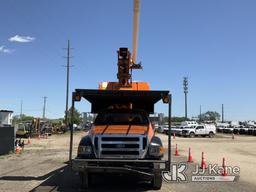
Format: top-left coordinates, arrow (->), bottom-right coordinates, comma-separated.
181,124 -> 216,138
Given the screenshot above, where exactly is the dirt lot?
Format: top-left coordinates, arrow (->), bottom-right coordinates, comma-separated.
159,133 -> 256,185
0,132 -> 255,192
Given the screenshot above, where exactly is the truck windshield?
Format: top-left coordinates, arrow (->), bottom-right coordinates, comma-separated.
94,111 -> 149,125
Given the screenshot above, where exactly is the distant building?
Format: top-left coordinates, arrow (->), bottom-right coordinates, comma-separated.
0,110 -> 13,126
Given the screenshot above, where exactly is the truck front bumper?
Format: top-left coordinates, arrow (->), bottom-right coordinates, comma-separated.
72,159 -> 168,178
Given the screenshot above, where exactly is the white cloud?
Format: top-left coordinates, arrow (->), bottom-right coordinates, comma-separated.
0,46 -> 14,54
9,35 -> 35,43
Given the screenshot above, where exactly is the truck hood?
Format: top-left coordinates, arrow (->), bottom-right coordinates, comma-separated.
91,125 -> 152,135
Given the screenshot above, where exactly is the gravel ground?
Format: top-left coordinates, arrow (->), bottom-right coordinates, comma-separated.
0,132 -> 255,192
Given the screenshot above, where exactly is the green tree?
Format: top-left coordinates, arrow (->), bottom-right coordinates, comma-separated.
200,111 -> 220,122
162,116 -> 190,124
12,114 -> 35,124
66,107 -> 82,125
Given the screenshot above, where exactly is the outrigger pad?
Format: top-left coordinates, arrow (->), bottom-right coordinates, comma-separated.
74,89 -> 169,114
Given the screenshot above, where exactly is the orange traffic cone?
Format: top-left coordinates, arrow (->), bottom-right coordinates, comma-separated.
27,137 -> 31,144
173,133 -> 176,139
15,145 -> 22,154
175,144 -> 179,156
232,133 -> 235,140
187,147 -> 193,162
222,157 -> 228,176
200,152 -> 207,169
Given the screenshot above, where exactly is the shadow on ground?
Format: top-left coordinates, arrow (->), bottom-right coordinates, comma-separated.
1,164 -> 153,192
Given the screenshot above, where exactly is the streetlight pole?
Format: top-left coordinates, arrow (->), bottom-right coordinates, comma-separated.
183,77 -> 188,120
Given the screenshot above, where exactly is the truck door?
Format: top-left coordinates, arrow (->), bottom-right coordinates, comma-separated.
195,126 -> 204,135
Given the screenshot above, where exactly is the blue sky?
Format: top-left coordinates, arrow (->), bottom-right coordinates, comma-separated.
1,0 -> 256,121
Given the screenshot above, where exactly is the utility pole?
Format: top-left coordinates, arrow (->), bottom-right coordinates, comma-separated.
20,100 -> 23,119
42,96 -> 47,120
222,104 -> 224,123
63,40 -> 73,127
183,77 -> 188,120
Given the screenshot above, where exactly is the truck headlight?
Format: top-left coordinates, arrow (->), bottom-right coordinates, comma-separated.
78,145 -> 92,155
149,143 -> 164,156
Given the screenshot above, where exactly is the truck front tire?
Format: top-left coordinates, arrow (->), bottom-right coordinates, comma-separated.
80,171 -> 89,189
151,172 -> 162,190
189,132 -> 195,138
209,132 -> 214,138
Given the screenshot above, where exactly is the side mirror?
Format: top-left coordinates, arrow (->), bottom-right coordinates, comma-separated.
162,95 -> 170,104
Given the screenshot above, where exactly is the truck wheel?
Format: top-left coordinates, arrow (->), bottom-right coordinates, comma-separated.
189,132 -> 195,138
151,172 -> 162,190
209,132 -> 214,138
80,171 -> 89,189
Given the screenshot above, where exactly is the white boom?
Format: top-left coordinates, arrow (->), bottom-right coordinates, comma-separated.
132,0 -> 140,64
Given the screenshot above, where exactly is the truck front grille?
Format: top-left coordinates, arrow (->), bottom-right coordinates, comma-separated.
94,135 -> 146,159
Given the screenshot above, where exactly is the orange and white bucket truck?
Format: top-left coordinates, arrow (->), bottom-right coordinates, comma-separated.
70,0 -> 172,189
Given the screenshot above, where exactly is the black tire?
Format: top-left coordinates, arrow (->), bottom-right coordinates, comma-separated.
151,172 -> 162,190
209,132 -> 214,138
189,132 -> 195,138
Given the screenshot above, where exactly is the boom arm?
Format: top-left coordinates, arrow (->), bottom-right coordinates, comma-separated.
116,0 -> 142,87
132,0 -> 140,64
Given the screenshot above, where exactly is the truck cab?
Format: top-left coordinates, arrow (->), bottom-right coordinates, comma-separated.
181,124 -> 216,138
78,109 -> 162,160
71,89 -> 170,190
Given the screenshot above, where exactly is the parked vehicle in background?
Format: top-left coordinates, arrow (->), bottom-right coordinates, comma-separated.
216,122 -> 229,133
239,126 -> 249,135
180,121 -> 198,127
162,124 -> 176,135
173,126 -> 187,136
223,127 -> 234,133
156,124 -> 164,133
230,121 -> 240,128
15,123 -> 30,138
181,124 -> 216,138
